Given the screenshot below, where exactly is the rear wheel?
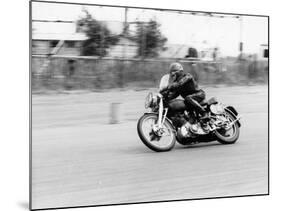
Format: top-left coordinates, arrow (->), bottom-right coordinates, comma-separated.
137,113 -> 176,152
215,111 -> 240,144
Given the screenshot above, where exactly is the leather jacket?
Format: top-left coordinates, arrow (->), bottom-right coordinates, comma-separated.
167,73 -> 202,98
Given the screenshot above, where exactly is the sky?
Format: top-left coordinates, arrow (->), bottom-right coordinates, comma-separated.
32,1 -> 268,56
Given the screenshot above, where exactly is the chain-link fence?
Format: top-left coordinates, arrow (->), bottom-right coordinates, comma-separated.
31,55 -> 268,92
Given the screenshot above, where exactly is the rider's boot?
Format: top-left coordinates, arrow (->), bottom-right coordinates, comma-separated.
199,111 -> 210,133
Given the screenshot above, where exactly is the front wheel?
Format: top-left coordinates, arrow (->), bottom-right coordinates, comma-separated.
137,113 -> 176,152
215,111 -> 240,144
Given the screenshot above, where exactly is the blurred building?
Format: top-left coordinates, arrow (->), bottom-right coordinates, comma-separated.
32,33 -> 86,55
32,20 -> 139,57
32,21 -> 86,55
159,44 -> 189,58
107,35 -> 138,58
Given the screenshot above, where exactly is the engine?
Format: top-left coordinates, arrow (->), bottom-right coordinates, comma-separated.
169,113 -> 186,128
178,121 -> 209,138
177,122 -> 194,138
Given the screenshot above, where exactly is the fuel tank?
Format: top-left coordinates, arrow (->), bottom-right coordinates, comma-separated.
168,99 -> 187,112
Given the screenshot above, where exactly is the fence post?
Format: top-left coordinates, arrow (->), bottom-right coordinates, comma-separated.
109,102 -> 121,124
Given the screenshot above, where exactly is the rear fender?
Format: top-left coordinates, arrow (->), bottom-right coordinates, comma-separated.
224,106 -> 241,127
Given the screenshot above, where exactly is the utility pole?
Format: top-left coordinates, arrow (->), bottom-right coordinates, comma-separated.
119,7 -> 129,88
239,16 -> 243,55
123,7 -> 128,35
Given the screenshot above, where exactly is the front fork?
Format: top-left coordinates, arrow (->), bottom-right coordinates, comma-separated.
152,98 -> 169,136
157,98 -> 168,128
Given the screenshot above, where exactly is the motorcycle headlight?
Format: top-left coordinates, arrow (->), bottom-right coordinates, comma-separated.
210,103 -> 225,114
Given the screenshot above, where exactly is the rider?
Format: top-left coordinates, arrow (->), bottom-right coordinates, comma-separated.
161,62 -> 208,120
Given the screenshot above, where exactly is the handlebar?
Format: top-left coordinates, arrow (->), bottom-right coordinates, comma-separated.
159,89 -> 170,99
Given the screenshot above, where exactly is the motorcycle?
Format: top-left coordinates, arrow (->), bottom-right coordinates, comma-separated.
137,74 -> 241,152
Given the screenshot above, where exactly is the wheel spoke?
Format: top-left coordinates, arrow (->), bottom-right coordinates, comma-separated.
140,115 -> 174,149
215,112 -> 238,143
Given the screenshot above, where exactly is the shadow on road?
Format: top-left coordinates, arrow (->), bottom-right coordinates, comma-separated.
175,142 -> 225,150
119,140 -> 228,155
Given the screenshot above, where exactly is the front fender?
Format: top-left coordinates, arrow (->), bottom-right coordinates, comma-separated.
225,106 -> 241,127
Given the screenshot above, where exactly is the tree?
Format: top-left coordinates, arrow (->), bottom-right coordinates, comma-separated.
134,20 -> 167,58
76,9 -> 119,56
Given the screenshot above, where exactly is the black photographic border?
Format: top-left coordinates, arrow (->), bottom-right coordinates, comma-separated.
29,0 -> 270,210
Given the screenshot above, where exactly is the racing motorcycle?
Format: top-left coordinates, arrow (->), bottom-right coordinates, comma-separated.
137,74 -> 241,152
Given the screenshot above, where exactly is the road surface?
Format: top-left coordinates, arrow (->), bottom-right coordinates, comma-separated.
31,85 -> 268,210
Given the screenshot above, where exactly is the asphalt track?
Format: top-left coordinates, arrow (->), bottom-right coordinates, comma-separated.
31,85 -> 268,210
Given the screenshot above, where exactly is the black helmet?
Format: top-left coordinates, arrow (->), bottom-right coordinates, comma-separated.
169,62 -> 183,73
169,62 -> 183,80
